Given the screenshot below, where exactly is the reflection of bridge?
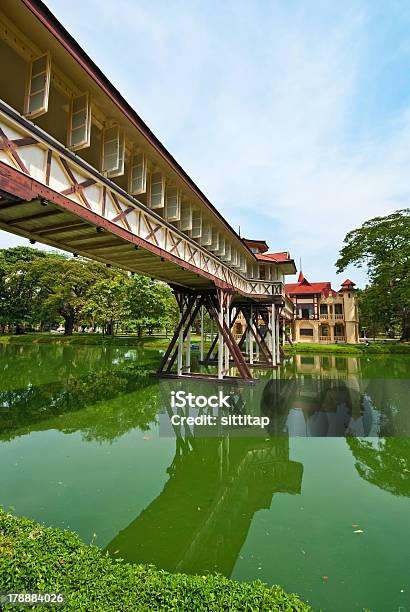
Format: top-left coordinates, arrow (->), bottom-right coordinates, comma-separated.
0,0 -> 296,380
106,437 -> 303,575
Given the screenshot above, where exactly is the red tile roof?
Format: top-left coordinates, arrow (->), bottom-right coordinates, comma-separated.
242,238 -> 269,253
286,273 -> 356,296
341,279 -> 356,286
255,251 -> 291,262
285,273 -> 338,297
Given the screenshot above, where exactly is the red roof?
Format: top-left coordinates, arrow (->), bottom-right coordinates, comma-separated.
341,279 -> 355,286
285,273 -> 337,297
255,251 -> 291,262
242,238 -> 269,253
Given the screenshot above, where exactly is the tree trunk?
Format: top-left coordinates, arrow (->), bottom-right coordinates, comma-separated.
15,322 -> 24,335
64,313 -> 75,336
137,326 -> 143,338
400,307 -> 410,341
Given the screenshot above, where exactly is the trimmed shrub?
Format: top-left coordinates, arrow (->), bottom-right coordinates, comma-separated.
0,510 -> 311,611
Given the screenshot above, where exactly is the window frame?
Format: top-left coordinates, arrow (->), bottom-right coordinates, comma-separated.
24,52 -> 51,119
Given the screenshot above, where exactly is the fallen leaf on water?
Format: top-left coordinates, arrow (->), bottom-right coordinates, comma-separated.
301,550 -> 306,555
322,576 -> 328,582
354,529 -> 364,534
143,436 -> 150,440
352,524 -> 359,528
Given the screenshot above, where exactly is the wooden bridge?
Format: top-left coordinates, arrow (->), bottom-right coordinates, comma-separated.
0,0 -> 296,380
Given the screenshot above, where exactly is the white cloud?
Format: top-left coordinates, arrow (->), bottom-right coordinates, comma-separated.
4,0 -> 410,288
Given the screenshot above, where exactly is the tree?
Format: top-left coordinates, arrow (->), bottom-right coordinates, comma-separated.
336,209 -> 410,340
0,247 -> 53,333
124,275 -> 177,337
82,274 -> 128,335
6,256 -> 114,335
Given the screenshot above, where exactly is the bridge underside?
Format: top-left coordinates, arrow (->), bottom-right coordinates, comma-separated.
0,110 -> 285,381
0,170 -> 214,291
0,165 -> 284,381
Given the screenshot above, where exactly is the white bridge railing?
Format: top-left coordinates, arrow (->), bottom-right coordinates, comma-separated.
0,101 -> 283,300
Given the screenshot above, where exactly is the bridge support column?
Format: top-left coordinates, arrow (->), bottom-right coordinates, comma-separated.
186,324 -> 191,373
200,306 -> 204,362
157,287 -> 253,382
234,301 -> 283,369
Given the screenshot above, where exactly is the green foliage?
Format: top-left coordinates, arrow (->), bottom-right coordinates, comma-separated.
347,438 -> 410,497
81,275 -> 128,334
124,275 -> 179,336
336,209 -> 410,340
0,510 -> 310,611
0,248 -> 178,338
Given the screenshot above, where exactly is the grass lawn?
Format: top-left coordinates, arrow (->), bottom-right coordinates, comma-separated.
0,510 -> 310,612
1,332 -> 408,355
284,341 -> 410,355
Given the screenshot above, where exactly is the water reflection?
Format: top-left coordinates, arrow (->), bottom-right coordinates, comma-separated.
261,378 -> 383,437
347,438 -> 410,497
0,361 -> 158,442
105,436 -> 303,575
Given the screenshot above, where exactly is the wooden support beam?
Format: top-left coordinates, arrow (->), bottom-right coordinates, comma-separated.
157,294 -> 197,375
166,296 -> 203,373
239,304 -> 272,363
36,220 -> 89,236
205,293 -> 253,380
7,210 -> 63,225
64,239 -> 127,251
0,199 -> 24,211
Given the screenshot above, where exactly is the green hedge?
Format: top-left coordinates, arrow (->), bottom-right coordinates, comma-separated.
0,511 -> 310,611
284,342 -> 410,355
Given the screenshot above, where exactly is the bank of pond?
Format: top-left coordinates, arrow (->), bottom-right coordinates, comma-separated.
0,332 -> 409,355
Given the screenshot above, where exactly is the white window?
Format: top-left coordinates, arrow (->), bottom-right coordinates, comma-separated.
129,152 -> 147,195
218,236 -> 225,258
210,230 -> 219,252
191,209 -> 202,239
224,242 -> 231,262
180,201 -> 192,231
24,52 -> 51,119
149,172 -> 165,209
165,185 -> 181,221
101,125 -> 123,175
240,254 -> 247,274
201,221 -> 212,246
67,93 -> 91,151
108,131 -> 125,178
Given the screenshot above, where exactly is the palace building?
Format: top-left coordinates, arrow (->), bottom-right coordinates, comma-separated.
285,273 -> 359,344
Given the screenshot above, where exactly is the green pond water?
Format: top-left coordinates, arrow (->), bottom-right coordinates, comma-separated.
0,343 -> 409,611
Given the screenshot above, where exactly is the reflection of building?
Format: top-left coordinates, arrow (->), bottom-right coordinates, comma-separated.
106,437 -> 303,576
285,273 -> 359,344
289,354 -> 361,378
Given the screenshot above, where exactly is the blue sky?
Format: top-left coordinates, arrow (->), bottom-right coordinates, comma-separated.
2,0 -> 410,288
